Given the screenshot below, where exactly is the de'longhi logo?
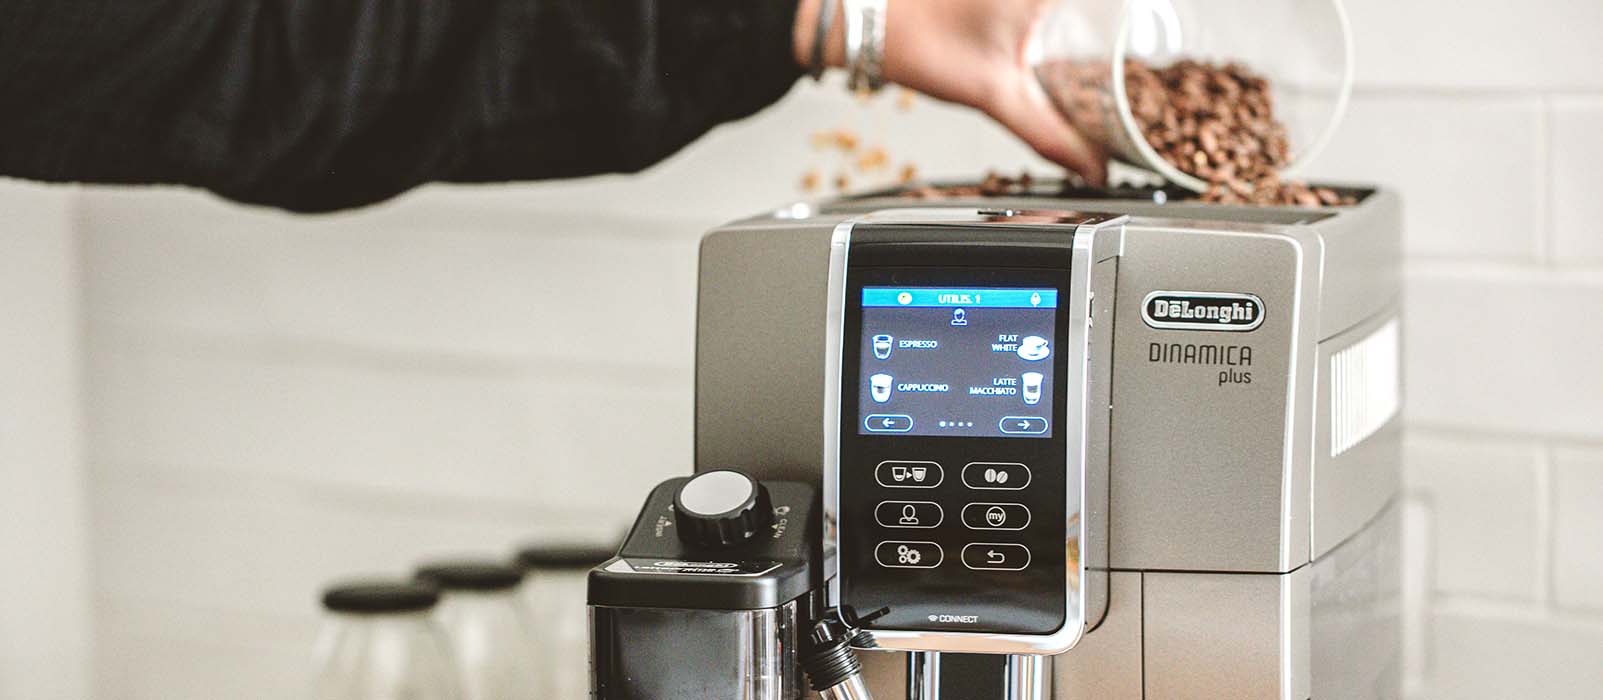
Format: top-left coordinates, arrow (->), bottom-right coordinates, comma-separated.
1141,291 -> 1265,332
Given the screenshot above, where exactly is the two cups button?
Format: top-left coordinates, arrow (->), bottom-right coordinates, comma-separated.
875,461 -> 942,488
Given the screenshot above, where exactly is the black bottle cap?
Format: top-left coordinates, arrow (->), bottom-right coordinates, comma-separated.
673,469 -> 774,548
414,560 -> 525,591
322,580 -> 440,614
515,544 -> 617,571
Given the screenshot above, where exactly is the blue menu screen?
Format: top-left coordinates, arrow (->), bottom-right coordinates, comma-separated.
857,287 -> 1058,439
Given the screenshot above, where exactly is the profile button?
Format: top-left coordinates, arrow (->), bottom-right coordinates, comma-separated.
962,462 -> 1031,491
961,543 -> 1031,571
876,461 -> 943,488
876,501 -> 943,529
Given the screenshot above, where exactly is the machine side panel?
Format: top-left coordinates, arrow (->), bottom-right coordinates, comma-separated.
1052,571 -> 1143,700
1145,569 -> 1310,700
1314,189 -> 1403,341
696,225 -> 838,480
1311,501 -> 1403,700
1110,228 -> 1302,572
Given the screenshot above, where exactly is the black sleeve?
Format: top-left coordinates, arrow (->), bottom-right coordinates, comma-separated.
0,0 -> 803,212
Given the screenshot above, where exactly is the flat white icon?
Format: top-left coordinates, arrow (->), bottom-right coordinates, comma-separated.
870,374 -> 894,403
872,334 -> 894,360
951,308 -> 968,326
1017,335 -> 1050,361
910,466 -> 927,481
1022,372 -> 1043,405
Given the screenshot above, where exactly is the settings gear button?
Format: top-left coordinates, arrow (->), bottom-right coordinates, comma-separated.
874,541 -> 943,569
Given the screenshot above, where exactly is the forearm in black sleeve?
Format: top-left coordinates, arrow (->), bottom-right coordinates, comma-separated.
0,0 -> 803,212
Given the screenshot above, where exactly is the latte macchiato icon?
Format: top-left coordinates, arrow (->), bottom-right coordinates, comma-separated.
1022,372 -> 1044,406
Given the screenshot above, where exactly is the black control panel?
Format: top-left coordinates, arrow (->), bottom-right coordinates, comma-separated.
836,226 -> 1076,636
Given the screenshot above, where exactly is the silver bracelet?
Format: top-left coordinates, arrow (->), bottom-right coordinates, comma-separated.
843,0 -> 887,94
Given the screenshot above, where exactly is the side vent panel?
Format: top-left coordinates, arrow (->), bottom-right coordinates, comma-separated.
1329,319 -> 1401,457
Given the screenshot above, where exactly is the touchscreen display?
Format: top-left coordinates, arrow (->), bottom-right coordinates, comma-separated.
857,287 -> 1057,438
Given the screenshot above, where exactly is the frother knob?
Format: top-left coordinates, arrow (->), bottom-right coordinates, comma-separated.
673,470 -> 773,548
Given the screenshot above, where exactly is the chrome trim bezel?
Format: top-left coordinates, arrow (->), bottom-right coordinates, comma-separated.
823,210 -> 1119,655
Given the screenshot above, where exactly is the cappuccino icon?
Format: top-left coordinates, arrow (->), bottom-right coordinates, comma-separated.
1022,372 -> 1043,406
873,334 -> 894,360
871,374 -> 894,403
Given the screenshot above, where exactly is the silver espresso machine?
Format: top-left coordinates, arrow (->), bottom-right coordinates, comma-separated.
591,181 -> 1403,700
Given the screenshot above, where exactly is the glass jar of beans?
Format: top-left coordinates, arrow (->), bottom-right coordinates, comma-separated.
1030,0 -> 1355,205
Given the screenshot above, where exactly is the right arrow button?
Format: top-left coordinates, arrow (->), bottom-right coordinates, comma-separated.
998,416 -> 1048,435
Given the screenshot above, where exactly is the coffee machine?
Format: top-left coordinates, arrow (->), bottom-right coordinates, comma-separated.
590,181 -> 1403,699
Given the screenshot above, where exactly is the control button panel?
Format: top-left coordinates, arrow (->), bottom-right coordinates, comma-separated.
876,501 -> 944,529
875,460 -> 943,488
962,503 -> 1031,531
962,462 -> 1032,490
961,543 -> 1032,571
876,541 -> 944,569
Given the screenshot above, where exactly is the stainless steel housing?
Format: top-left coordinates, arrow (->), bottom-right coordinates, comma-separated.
694,186 -> 1403,699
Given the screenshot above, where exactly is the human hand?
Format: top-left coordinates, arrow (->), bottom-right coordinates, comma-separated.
795,0 -> 1108,185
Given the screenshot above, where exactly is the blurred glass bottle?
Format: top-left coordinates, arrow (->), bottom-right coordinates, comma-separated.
515,544 -> 616,700
1030,0 -> 1354,190
415,561 -> 541,700
314,580 -> 463,700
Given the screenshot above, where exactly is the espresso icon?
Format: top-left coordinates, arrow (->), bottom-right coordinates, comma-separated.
873,334 -> 894,360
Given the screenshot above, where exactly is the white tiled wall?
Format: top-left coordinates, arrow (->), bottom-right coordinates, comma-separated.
1325,0 -> 1603,694
1,1 -> 1602,698
0,182 -> 92,700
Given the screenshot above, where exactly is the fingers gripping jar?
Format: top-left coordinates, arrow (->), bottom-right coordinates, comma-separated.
1029,0 -> 1354,191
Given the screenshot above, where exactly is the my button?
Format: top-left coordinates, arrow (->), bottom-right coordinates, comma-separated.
961,543 -> 1031,571
876,501 -> 943,529
876,460 -> 943,488
962,503 -> 1031,531
998,416 -> 1048,435
875,541 -> 943,569
866,414 -> 914,433
962,462 -> 1031,490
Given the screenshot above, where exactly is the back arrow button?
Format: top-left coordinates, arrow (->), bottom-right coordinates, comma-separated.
865,414 -> 914,433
